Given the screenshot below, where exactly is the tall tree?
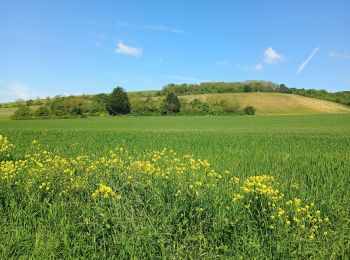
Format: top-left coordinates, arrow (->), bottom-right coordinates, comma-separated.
162,92 -> 181,114
107,87 -> 131,115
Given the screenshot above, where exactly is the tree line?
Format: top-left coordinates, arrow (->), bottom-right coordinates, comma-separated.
11,87 -> 256,119
10,80 -> 349,120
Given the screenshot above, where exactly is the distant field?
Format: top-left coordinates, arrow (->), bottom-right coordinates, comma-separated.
1,114 -> 349,258
0,105 -> 40,119
0,107 -> 17,119
182,92 -> 350,114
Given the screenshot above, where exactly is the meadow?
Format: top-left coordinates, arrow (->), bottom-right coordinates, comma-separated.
1,114 -> 350,258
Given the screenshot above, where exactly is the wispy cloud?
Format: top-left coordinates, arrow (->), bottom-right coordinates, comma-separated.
240,47 -> 285,72
297,47 -> 320,74
239,63 -> 263,72
163,75 -> 209,83
254,63 -> 263,71
88,32 -> 112,40
115,22 -> 186,34
115,41 -> 143,57
329,52 -> 350,60
216,60 -> 228,66
0,82 -> 47,102
264,47 -> 285,64
9,82 -> 31,100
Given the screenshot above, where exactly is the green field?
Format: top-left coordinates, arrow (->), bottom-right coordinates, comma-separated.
1,115 -> 350,258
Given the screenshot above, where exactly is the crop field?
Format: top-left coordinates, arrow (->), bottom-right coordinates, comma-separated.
1,114 -> 350,258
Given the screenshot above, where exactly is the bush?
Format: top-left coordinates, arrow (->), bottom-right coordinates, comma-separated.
130,96 -> 161,115
107,87 -> 131,115
243,106 -> 256,115
12,105 -> 33,120
35,105 -> 51,117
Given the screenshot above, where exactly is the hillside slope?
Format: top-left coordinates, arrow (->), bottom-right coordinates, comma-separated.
1,92 -> 349,119
181,92 -> 350,115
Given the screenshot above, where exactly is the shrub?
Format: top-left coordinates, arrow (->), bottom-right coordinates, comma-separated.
244,106 -> 256,115
35,105 -> 51,117
12,105 -> 33,120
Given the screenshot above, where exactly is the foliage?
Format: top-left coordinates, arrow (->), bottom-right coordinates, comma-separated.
107,87 -> 131,115
243,105 -> 256,115
35,105 -> 51,117
162,92 -> 181,114
11,105 -> 33,119
26,99 -> 34,106
6,80 -> 350,120
161,81 -> 279,96
160,81 -> 350,107
130,96 -> 162,115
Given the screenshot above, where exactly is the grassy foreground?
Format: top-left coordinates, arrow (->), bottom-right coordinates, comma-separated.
0,115 -> 350,258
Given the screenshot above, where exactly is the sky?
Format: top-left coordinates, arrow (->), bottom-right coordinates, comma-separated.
0,0 -> 350,102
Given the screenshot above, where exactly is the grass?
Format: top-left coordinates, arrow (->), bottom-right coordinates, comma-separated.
0,107 -> 17,119
182,92 -> 350,114
0,114 -> 350,258
0,105 -> 40,119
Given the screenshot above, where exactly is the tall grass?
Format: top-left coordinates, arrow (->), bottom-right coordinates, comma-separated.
0,115 -> 349,258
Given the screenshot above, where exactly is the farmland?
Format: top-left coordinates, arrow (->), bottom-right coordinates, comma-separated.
1,114 -> 350,258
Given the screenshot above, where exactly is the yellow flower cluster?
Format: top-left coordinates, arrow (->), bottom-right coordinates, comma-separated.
92,183 -> 122,200
240,175 -> 283,201
232,175 -> 330,240
0,134 -> 15,155
283,198 -> 328,240
0,137 -> 218,203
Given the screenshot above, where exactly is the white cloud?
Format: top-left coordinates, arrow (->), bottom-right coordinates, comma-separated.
297,47 -> 320,74
240,47 -> 285,72
264,47 -> 285,64
116,22 -> 186,34
329,52 -> 350,60
115,41 -> 143,57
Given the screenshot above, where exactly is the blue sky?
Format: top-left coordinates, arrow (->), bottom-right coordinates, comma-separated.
0,0 -> 350,102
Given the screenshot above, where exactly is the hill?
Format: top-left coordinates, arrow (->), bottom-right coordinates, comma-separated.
1,92 -> 349,119
180,92 -> 350,115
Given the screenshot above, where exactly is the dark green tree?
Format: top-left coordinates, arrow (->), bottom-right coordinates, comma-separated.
107,87 -> 131,115
26,99 -> 34,106
243,85 -> 253,92
35,105 -> 51,117
278,84 -> 292,93
162,92 -> 181,114
243,106 -> 256,115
